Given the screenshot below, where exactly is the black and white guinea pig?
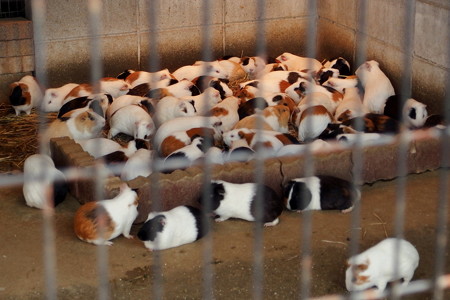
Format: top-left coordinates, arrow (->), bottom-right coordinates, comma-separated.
23,154 -> 68,209
58,94 -> 112,119
137,205 -> 209,251
9,75 -> 43,116
199,180 -> 284,226
74,183 -> 138,246
322,57 -> 351,76
283,175 -> 358,213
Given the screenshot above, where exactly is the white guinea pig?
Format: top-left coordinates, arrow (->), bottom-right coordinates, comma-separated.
120,148 -> 154,181
346,238 -> 419,293
108,104 -> 155,140
154,96 -> 197,126
74,183 -> 139,246
23,154 -> 68,209
199,180 -> 284,226
41,83 -> 79,112
137,205 -> 209,251
9,75 -> 43,116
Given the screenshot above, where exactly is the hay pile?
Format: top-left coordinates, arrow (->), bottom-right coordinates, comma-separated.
0,103 -> 56,172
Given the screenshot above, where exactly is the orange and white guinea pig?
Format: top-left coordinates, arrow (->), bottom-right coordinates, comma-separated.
74,183 -> 139,246
9,75 -> 43,115
234,105 -> 290,133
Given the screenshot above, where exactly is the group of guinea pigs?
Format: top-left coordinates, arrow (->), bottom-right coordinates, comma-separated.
13,52 -> 424,294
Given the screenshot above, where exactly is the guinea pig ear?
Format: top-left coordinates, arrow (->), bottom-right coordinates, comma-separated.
280,55 -> 287,62
120,84 -> 130,91
238,130 -> 245,139
89,100 -> 104,118
365,62 -> 372,72
299,82 -> 307,93
408,107 -> 417,120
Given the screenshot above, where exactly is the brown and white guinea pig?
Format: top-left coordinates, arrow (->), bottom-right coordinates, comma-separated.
180,87 -> 221,116
65,78 -> 130,101
106,95 -> 155,119
154,96 -> 197,126
334,87 -> 367,122
322,57 -> 352,76
9,75 -> 43,116
261,70 -> 310,84
298,81 -> 344,115
23,154 -> 68,209
355,60 -> 395,114
238,78 -> 291,98
191,76 -> 232,100
173,60 -> 228,81
153,115 -> 222,151
284,78 -> 310,104
159,127 -> 216,158
345,238 -> 419,293
316,67 -> 339,85
322,76 -> 359,94
137,205 -> 209,251
223,128 -> 299,154
122,69 -> 172,88
162,136 -> 207,173
236,56 -> 267,78
58,93 -> 113,119
209,96 -> 240,132
199,180 -> 284,226
234,105 -> 290,133
108,104 -> 155,140
297,105 -> 333,142
283,175 -> 358,213
41,106 -> 106,154
224,137 -> 255,163
41,83 -> 79,112
276,52 -> 323,73
217,59 -> 247,81
74,183 -> 139,246
383,96 -> 428,129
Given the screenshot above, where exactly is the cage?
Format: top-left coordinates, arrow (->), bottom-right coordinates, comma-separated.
0,0 -> 449,299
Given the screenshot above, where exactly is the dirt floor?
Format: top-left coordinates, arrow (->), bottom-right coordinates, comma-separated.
0,169 -> 449,299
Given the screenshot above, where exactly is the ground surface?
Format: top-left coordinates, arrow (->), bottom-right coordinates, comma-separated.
0,170 -> 449,299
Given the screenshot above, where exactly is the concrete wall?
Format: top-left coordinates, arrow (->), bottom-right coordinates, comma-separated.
317,0 -> 450,115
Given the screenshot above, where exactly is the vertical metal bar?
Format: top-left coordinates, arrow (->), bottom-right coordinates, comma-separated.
252,0 -> 267,299
298,1 -> 318,299
199,1 -> 215,299
391,2 -> 415,299
31,1 -> 57,300
86,1 -> 110,300
433,11 -> 450,300
348,1 -> 367,299
145,1 -> 164,299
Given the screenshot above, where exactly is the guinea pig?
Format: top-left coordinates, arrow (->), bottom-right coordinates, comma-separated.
123,69 -> 172,88
154,96 -> 197,126
384,96 -> 428,129
41,106 -> 106,154
153,116 -> 222,151
191,76 -> 232,100
173,61 -> 228,81
162,136 -> 207,173
238,97 -> 269,120
322,57 -> 351,76
234,105 -> 290,133
297,105 -> 333,142
276,52 -> 323,73
355,60 -> 395,114
217,59 -> 247,81
283,175 -> 358,213
159,127 -> 216,157
106,95 -> 155,119
343,113 -> 400,134
120,148 -> 154,181
41,83 -> 79,112
345,238 -> 419,292
209,96 -> 240,132
77,138 -> 139,158
65,78 -> 130,101
322,76 -> 359,94
9,75 -> 43,115
199,180 -> 284,226
180,87 -> 221,116
74,183 -> 139,246
108,104 -> 155,140
137,205 -> 209,251
58,94 -> 113,119
238,56 -> 267,78
334,87 -> 367,122
23,154 -> 68,209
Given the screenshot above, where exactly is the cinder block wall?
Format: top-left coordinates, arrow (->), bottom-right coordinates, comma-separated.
317,0 -> 450,115
0,18 -> 34,103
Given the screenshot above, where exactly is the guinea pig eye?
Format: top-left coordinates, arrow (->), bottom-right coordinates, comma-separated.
216,70 -> 220,73
88,114 -> 95,121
